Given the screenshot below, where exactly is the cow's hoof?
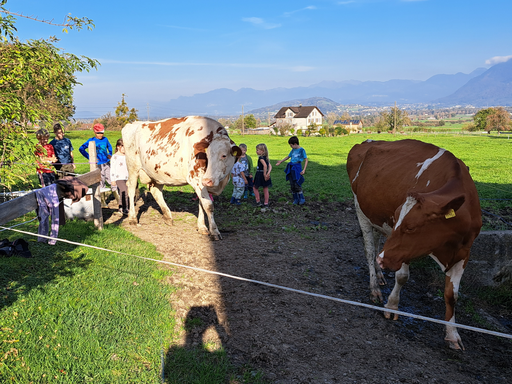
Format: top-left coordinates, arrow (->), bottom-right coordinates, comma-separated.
164,218 -> 174,226
210,234 -> 222,241
370,290 -> 383,304
129,219 -> 138,226
384,303 -> 399,320
446,338 -> 464,351
197,227 -> 209,235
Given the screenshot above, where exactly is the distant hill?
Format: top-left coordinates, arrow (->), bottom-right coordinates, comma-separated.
74,66 -> 506,118
436,60 -> 512,106
248,97 -> 340,116
153,69 -> 487,116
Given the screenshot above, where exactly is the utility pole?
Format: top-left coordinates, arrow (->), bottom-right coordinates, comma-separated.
241,105 -> 244,136
394,101 -> 397,134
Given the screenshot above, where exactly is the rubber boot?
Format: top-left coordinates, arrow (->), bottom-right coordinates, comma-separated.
298,192 -> 306,205
243,190 -> 248,199
235,198 -> 242,205
230,196 -> 235,204
292,193 -> 299,205
113,190 -> 120,206
100,192 -> 108,208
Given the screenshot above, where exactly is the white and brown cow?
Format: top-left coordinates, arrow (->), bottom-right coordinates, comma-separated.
346,139 -> 482,350
122,116 -> 241,240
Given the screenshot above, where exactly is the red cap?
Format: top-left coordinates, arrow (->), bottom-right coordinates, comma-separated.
93,123 -> 105,133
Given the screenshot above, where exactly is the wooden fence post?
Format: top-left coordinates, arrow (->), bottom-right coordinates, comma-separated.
88,142 -> 103,230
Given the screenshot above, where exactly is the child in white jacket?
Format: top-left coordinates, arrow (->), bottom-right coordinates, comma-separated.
110,138 -> 129,215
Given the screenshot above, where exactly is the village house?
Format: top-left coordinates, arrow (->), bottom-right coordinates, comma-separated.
334,119 -> 364,133
274,105 -> 324,133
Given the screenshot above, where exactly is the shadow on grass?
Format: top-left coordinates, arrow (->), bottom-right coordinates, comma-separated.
0,221 -> 93,311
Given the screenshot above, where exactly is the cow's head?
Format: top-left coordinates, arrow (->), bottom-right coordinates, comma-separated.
201,137 -> 241,188
377,190 -> 466,271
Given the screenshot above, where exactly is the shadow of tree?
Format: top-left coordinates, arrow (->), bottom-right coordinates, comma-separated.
0,226 -> 92,310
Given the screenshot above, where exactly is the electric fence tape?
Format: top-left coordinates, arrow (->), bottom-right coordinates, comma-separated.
1,225 -> 512,341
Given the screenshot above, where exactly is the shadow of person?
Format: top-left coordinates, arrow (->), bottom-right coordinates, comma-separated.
164,305 -> 231,383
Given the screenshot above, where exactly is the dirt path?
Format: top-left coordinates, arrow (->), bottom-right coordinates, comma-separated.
112,194 -> 512,383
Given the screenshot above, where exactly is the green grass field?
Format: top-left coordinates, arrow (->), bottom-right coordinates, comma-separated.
2,129 -> 512,382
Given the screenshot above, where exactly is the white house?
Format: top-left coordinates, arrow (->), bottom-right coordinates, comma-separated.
274,105 -> 324,133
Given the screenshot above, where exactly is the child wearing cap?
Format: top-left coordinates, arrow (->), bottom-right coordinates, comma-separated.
79,124 -> 113,204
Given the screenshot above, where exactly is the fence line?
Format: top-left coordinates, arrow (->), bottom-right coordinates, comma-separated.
2,224 -> 512,342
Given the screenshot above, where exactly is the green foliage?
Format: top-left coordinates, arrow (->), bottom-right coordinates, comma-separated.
0,1 -> 98,190
231,114 -> 258,132
335,126 -> 349,136
379,107 -> 412,132
473,108 -> 494,131
114,93 -> 139,128
473,107 -> 511,133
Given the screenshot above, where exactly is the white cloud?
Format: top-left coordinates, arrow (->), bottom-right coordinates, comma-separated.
485,55 -> 512,65
242,17 -> 281,29
291,66 -> 315,72
283,6 -> 316,17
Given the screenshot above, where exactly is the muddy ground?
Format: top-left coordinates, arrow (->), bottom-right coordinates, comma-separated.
106,192 -> 512,384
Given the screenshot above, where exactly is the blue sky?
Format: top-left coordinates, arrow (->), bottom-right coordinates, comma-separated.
6,0 -> 512,117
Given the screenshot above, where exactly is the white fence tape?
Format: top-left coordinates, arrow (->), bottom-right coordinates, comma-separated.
1,225 -> 512,341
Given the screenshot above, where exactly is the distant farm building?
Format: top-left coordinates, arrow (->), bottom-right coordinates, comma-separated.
274,105 -> 324,133
334,119 -> 364,133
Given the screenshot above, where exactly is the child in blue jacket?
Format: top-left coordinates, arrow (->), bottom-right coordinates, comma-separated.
276,136 -> 308,205
79,123 -> 113,197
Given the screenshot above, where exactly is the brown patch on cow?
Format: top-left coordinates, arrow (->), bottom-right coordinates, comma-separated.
185,127 -> 195,137
164,172 -> 171,177
150,118 -> 186,143
155,164 -> 161,172
193,132 -> 214,157
192,152 -> 208,178
216,126 -> 228,135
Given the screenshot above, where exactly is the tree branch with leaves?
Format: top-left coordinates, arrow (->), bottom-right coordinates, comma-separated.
0,0 -> 99,189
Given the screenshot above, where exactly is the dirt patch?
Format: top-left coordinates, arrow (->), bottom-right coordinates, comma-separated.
109,193 -> 512,383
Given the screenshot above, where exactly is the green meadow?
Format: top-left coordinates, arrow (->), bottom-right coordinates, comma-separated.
2,129 -> 511,382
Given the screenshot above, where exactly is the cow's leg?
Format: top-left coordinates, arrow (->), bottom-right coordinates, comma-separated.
148,183 -> 174,226
126,169 -> 139,226
193,187 -> 221,240
384,263 -> 409,320
354,196 -> 385,302
443,258 -> 466,350
196,202 -> 209,235
199,193 -> 221,241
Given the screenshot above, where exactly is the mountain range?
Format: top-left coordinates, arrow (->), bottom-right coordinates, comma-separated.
75,60 -> 512,118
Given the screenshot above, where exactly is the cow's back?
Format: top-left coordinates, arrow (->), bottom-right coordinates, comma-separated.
122,117 -> 220,186
347,139 -> 480,229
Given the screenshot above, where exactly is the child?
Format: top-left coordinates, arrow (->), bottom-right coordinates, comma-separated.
50,123 -> 75,179
35,128 -> 57,187
253,143 -> 272,207
276,136 -> 308,205
230,156 -> 248,205
110,138 -> 129,215
238,143 -> 254,199
79,123 -> 113,206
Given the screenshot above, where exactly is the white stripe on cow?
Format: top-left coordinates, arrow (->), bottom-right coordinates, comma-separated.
394,196 -> 417,230
352,160 -> 364,183
415,148 -> 446,179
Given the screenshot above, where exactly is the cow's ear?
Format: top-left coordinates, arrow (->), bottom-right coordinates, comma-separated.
231,146 -> 242,157
441,195 -> 465,219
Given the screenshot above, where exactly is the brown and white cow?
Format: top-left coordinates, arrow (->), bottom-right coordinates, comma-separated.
122,116 -> 241,240
346,139 -> 482,350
